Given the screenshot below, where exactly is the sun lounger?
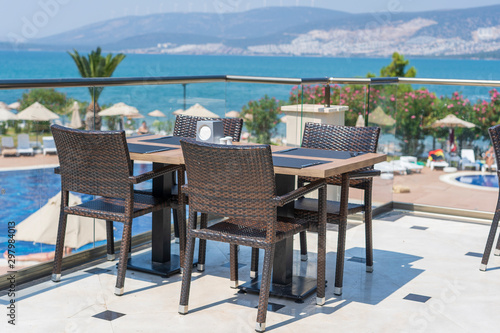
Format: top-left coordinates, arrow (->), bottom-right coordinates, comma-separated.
374,161 -> 407,175
17,134 -> 34,156
398,156 -> 423,173
42,136 -> 57,155
1,136 -> 17,157
459,149 -> 480,170
427,149 -> 448,170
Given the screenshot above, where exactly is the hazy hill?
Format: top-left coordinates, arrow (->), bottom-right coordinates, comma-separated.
16,5 -> 500,58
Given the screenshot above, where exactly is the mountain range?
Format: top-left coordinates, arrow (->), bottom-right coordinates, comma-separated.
6,5 -> 500,58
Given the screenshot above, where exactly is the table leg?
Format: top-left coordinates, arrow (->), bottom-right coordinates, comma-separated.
127,162 -> 181,277
239,174 -> 317,301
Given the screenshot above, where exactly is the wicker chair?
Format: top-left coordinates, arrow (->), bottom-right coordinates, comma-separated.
172,114 -> 243,270
50,124 -> 183,295
178,139 -> 326,332
480,124 -> 500,271
294,122 -> 381,296
173,114 -> 243,141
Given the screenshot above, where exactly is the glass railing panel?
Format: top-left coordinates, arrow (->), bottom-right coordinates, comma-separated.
367,82 -> 397,208
391,82 -> 497,212
0,86 -> 88,272
226,81 -> 291,145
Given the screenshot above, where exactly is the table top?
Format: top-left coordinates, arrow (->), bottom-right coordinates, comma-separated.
127,135 -> 387,178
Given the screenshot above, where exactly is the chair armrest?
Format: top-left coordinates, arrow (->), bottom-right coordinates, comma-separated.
274,179 -> 325,207
347,169 -> 381,179
54,166 -> 60,174
129,164 -> 181,184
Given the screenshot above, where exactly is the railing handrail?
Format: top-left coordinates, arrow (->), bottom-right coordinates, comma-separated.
1,75 -> 500,90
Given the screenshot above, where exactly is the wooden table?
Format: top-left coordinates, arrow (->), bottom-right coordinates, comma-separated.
126,135 -> 386,297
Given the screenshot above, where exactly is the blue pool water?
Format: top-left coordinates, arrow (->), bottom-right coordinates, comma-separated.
0,164 -> 154,256
455,174 -> 499,188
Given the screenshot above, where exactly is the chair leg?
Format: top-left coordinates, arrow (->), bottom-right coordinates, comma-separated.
177,204 -> 187,271
173,208 -> 180,243
480,198 -> 500,270
255,245 -> 275,333
106,220 -> 115,261
230,244 -> 239,288
250,247 -> 259,279
334,173 -> 349,296
115,222 -> 132,296
495,233 -> 500,256
364,181 -> 374,273
316,185 -> 327,305
179,214 -> 197,315
197,213 -> 207,272
299,231 -> 308,261
52,191 -> 69,282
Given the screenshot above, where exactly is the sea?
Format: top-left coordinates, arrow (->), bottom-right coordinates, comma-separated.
1,50 -> 500,127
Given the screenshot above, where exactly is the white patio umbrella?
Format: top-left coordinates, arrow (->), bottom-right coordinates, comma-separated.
225,110 -> 240,118
148,110 -> 166,117
16,102 -> 60,145
15,192 -> 107,249
98,102 -> 142,118
68,101 -> 82,129
356,114 -> 365,127
0,108 -> 17,121
182,103 -> 219,118
99,102 -> 143,129
16,102 -> 59,121
172,109 -> 185,116
431,114 -> 476,149
0,101 -> 9,109
8,101 -> 20,110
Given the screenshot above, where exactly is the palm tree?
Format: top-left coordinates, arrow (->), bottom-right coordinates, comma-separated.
68,47 -> 126,130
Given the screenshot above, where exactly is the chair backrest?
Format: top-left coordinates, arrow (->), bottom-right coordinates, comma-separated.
2,136 -> 14,148
17,134 -> 30,149
173,114 -> 243,142
461,149 -> 476,162
302,123 -> 380,153
180,139 -> 276,220
51,124 -> 133,198
42,136 -> 56,149
489,124 -> 500,168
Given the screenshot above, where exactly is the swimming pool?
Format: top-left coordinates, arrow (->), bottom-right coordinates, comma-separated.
0,164 -> 154,256
455,174 -> 499,188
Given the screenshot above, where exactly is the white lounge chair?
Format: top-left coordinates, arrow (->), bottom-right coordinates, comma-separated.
374,161 -> 407,175
42,136 -> 57,155
1,137 -> 17,157
426,158 -> 449,170
398,156 -> 423,173
459,149 -> 480,170
17,134 -> 34,156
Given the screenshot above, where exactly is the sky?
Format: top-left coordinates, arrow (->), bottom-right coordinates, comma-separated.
1,0 -> 500,41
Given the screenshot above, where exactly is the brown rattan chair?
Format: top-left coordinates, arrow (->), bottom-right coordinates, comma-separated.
173,114 -> 244,141
172,113 -> 243,270
480,124 -> 500,271
294,122 -> 381,296
178,139 -> 326,332
50,124 -> 183,295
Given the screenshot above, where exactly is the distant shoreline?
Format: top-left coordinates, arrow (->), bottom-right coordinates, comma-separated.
1,47 -> 499,61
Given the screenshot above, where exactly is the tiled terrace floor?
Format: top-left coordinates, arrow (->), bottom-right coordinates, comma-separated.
1,211 -> 499,332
